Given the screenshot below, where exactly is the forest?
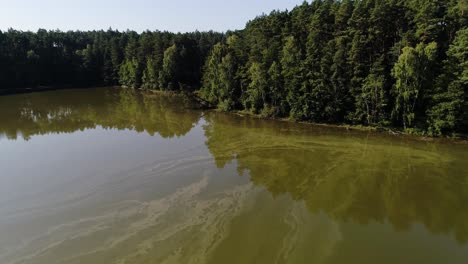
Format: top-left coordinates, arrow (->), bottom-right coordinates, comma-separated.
0,0 -> 466,135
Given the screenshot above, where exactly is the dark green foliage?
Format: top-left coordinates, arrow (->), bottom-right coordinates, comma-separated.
0,29 -> 223,91
0,0 -> 466,135
199,0 -> 467,135
427,28 -> 467,135
280,36 -> 306,120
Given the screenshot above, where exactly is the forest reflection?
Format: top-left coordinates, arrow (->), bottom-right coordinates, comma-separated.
1,89 -> 466,245
203,112 -> 468,244
0,88 -> 201,140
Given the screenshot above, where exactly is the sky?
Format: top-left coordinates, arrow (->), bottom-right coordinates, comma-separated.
0,0 -> 305,33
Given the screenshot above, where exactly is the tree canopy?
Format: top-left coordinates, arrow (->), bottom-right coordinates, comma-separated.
0,0 -> 466,135
200,0 -> 467,135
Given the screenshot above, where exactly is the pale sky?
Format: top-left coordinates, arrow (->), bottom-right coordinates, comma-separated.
0,0 -> 306,33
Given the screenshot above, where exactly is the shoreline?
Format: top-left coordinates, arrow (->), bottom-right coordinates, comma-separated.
0,85 -> 116,96
217,109 -> 468,144
0,86 -> 61,96
141,88 -> 468,143
2,86 -> 466,142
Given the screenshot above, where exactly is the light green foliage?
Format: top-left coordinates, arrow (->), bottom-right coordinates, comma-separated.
142,57 -> 159,89
200,36 -> 242,111
159,44 -> 178,90
200,43 -> 227,105
245,62 -> 268,113
119,58 -> 139,88
215,53 -> 239,111
392,42 -> 437,128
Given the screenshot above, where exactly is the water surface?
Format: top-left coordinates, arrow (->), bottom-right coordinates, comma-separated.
0,88 -> 467,264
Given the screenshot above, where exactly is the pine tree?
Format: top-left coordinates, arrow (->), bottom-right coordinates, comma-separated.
428,28 -> 467,135
281,36 -> 305,120
267,61 -> 285,116
358,57 -> 387,125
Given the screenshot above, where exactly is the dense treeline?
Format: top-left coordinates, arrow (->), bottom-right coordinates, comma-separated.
201,0 -> 467,135
0,0 -> 467,135
0,29 -> 223,90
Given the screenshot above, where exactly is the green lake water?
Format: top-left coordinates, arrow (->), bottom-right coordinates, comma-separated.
0,87 -> 467,264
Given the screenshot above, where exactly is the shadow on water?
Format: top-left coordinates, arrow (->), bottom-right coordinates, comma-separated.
203,112 -> 468,244
0,87 -> 202,140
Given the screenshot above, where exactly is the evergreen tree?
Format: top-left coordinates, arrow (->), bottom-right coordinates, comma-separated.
281,36 -> 304,120
428,28 -> 467,135
267,61 -> 285,116
1,0 -> 466,135
358,58 -> 387,125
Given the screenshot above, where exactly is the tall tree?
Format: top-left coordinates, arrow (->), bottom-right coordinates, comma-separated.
392,42 -> 438,129
428,28 -> 467,135
245,62 -> 268,113
159,44 -> 178,90
281,36 -> 304,120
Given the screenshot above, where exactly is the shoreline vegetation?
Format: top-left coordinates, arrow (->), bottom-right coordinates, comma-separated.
1,0 -> 466,137
228,110 -> 468,142
1,85 -> 467,141
142,88 -> 468,142
220,106 -> 468,143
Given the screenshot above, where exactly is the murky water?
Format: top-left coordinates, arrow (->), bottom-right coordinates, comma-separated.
0,87 -> 467,264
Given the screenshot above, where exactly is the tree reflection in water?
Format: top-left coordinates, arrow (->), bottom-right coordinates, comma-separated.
0,88 -> 201,140
203,112 -> 468,243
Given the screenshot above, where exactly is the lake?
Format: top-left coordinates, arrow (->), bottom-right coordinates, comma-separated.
0,87 -> 467,264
